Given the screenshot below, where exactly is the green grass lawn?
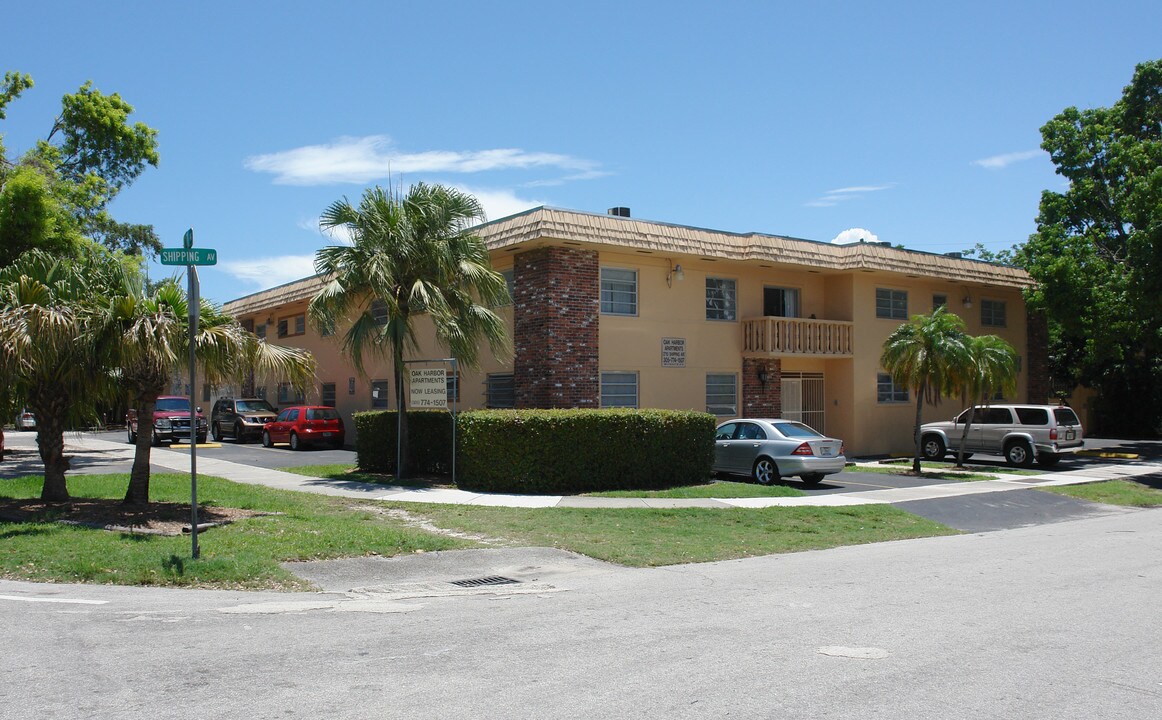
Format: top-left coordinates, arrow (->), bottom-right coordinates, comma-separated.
390,502 -> 957,567
279,464 -> 451,488
853,466 -> 1001,482
870,460 -> 1042,476
0,474 -> 470,589
1044,480 -> 1162,507
586,480 -> 806,498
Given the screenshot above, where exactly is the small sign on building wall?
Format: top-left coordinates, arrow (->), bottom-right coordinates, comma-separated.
662,337 -> 686,368
409,367 -> 448,408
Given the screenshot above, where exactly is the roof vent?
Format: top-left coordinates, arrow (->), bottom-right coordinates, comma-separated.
944,251 -> 963,259
607,207 -> 631,218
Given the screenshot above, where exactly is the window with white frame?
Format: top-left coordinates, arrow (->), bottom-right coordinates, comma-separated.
705,373 -> 737,415
600,372 -> 638,408
705,278 -> 737,321
876,289 -> 908,319
877,372 -> 909,403
486,373 -> 514,408
370,380 -> 390,409
600,268 -> 637,316
321,382 -> 336,407
981,299 -> 1006,327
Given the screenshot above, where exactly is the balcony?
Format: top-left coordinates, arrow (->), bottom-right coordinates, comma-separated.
743,316 -> 854,358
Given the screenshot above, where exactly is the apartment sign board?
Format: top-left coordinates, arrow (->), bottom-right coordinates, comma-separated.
409,367 -> 447,408
662,337 -> 686,368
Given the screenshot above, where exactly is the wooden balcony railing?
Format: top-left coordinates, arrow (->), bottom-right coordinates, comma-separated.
743,316 -> 854,357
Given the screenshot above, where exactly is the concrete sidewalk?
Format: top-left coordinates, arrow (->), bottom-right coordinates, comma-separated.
6,432 -> 1161,509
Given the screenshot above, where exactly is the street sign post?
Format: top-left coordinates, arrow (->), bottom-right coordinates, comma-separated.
160,248 -> 217,266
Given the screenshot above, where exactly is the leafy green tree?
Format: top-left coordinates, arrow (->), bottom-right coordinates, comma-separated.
880,306 -> 969,473
1019,59 -> 1162,435
114,280 -> 316,505
310,182 -> 510,479
0,71 -> 160,263
0,248 -> 138,500
951,334 -> 1019,467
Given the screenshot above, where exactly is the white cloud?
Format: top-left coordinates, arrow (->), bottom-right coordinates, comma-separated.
454,186 -> 546,222
221,255 -> 318,291
971,150 -> 1044,169
245,135 -> 600,186
831,228 -> 880,245
806,183 -> 896,208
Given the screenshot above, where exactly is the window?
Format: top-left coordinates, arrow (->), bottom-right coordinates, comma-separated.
371,299 -> 388,326
706,373 -> 738,415
446,371 -> 459,403
981,407 -> 1013,424
715,422 -> 738,440
277,314 -> 305,338
981,299 -> 1006,327
1015,407 -> 1049,425
202,383 -> 211,402
705,278 -> 737,321
877,373 -> 909,403
600,268 -> 637,315
255,385 -> 267,400
764,287 -> 800,318
737,422 -> 766,440
501,268 -> 515,305
321,382 -> 336,408
933,294 -> 947,311
601,372 -> 638,408
876,289 -> 907,319
277,382 -> 304,405
486,373 -> 514,408
371,380 -> 390,409
256,323 -> 267,341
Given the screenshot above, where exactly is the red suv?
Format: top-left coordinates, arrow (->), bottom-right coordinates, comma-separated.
127,396 -> 209,445
262,406 -> 345,450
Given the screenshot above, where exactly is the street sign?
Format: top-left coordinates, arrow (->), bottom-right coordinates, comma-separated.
182,228 -> 194,249
160,248 -> 217,266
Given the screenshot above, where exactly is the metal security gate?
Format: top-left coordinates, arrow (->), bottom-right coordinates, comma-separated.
782,372 -> 825,433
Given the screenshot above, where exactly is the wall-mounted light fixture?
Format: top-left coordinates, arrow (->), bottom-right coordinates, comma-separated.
961,291 -> 973,309
666,259 -> 685,288
757,369 -> 769,388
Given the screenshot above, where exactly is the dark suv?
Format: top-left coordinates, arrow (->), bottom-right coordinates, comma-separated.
211,397 -> 279,442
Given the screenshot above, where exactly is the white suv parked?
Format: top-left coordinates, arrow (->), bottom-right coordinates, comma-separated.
920,404 -> 1083,468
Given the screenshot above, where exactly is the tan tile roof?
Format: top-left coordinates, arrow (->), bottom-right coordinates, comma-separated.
224,207 -> 1030,315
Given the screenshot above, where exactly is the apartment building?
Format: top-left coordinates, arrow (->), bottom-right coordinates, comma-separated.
222,206 -> 1044,455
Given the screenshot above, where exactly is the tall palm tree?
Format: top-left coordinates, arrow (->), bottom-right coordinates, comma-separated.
0,248 -> 134,501
114,279 -> 317,505
952,334 -> 1019,467
880,306 -> 969,473
310,182 -> 510,479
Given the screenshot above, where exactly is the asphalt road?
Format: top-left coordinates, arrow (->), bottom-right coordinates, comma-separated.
2,508 -> 1159,719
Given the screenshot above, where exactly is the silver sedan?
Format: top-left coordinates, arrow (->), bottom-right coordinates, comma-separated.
713,418 -> 846,486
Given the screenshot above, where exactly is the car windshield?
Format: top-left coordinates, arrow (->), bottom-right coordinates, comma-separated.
1054,408 -> 1080,425
238,400 -> 276,413
156,398 -> 190,412
772,421 -> 823,438
306,408 -> 340,421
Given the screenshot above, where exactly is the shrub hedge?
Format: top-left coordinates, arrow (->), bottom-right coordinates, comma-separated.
456,408 -> 716,494
354,410 -> 454,475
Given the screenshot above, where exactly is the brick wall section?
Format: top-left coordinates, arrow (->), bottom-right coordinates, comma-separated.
513,247 -> 600,408
1025,309 -> 1051,403
742,358 -> 782,417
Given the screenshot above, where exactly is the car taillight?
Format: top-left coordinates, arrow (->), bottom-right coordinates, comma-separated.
1049,428 -> 1058,440
839,443 -> 845,455
791,442 -> 814,456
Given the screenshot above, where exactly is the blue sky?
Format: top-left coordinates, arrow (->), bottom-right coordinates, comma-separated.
3,1 -> 1159,304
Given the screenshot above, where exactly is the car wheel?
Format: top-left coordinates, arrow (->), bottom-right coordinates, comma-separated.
800,473 -> 824,486
128,426 -> 136,444
752,457 -> 779,485
211,423 -> 222,442
1005,440 -> 1035,468
1037,452 -> 1061,468
289,432 -> 301,451
921,435 -> 946,461
234,422 -> 245,442
262,430 -> 273,448
196,434 -> 207,444
151,431 -> 161,447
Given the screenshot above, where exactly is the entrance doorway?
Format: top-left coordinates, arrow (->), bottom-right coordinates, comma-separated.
782,372 -> 825,432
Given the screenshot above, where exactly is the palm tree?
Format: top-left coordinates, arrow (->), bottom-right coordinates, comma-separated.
952,334 -> 1019,467
0,248 -> 134,501
880,306 -> 969,473
113,279 -> 316,505
310,182 -> 510,479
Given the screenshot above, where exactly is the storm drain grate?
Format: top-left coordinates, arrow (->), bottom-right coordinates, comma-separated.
448,576 -> 520,589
